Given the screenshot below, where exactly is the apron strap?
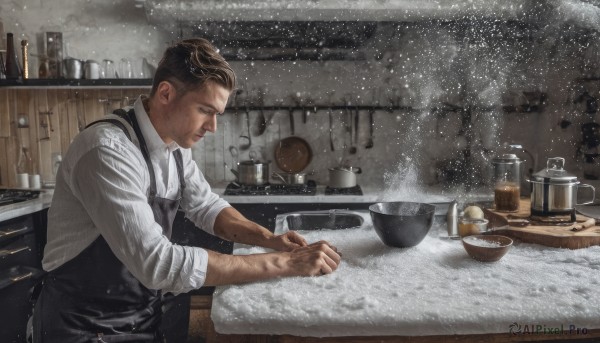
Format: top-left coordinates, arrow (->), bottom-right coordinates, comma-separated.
173,149 -> 186,196
124,109 -> 159,199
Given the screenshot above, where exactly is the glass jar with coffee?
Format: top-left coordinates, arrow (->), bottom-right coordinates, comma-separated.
492,154 -> 522,212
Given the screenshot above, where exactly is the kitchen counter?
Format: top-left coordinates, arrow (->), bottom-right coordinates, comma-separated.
211,212 -> 600,339
213,184 -> 460,204
0,190 -> 53,222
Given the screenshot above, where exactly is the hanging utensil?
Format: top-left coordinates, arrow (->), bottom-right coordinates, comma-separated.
365,108 -> 374,149
288,107 -> 295,135
328,108 -> 335,152
239,106 -> 251,150
349,106 -> 357,155
302,106 -> 307,124
228,145 -> 239,164
256,108 -> 267,136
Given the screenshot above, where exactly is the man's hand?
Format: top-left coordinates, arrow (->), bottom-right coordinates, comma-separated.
267,231 -> 308,251
286,240 -> 341,276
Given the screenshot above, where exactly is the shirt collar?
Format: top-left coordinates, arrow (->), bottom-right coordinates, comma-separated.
133,95 -> 180,154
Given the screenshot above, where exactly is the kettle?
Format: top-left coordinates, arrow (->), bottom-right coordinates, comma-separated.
528,157 -> 595,220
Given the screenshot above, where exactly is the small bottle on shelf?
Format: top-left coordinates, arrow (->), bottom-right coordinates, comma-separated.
20,39 -> 28,79
5,33 -> 21,80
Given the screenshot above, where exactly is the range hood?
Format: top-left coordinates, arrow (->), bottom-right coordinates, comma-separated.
143,0 -> 527,22
142,0 -> 530,60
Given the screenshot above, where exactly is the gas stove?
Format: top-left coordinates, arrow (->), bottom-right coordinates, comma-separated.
0,189 -> 41,206
225,180 -> 317,196
325,185 -> 363,196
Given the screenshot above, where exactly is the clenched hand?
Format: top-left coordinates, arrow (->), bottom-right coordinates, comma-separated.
286,240 -> 341,276
267,230 -> 309,251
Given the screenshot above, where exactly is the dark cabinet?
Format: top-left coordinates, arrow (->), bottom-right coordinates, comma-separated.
0,211 -> 46,343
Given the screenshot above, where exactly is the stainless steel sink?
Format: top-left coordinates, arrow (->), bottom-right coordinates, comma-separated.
285,211 -> 364,231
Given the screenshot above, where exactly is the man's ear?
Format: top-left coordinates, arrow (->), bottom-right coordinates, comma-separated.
156,81 -> 176,105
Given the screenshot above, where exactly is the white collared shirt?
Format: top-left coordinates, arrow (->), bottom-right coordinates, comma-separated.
43,96 -> 230,294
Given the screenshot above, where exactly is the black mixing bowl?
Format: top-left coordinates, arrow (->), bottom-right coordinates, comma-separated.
369,202 -> 436,247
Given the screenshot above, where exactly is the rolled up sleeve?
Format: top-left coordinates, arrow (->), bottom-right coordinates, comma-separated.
179,149 -> 231,235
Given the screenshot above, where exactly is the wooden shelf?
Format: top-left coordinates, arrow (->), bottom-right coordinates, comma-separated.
0,78 -> 152,88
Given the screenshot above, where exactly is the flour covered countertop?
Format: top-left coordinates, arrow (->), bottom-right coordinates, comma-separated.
211,213 -> 600,337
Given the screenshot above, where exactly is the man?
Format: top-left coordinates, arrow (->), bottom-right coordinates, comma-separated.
33,38 -> 341,342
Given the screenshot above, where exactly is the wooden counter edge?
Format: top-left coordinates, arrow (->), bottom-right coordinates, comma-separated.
189,295 -> 600,343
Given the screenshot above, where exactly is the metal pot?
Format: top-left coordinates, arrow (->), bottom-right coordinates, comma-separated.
230,160 -> 270,185
328,166 -> 361,188
528,157 -> 595,216
272,172 -> 307,185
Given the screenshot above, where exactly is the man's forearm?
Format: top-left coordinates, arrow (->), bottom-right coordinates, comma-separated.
213,207 -> 276,248
204,250 -> 290,286
203,241 -> 341,286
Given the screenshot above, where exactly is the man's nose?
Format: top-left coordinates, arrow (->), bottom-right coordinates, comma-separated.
204,115 -> 217,133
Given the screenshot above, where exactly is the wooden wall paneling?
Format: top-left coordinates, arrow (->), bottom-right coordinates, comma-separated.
40,89 -> 61,183
5,90 -> 19,187
68,90 -> 83,141
122,88 -> 138,108
0,89 -> 10,137
0,138 -> 7,186
57,89 -> 71,155
105,88 -> 124,114
18,90 -> 36,171
28,89 -> 43,174
93,89 -> 109,119
84,90 -> 101,123
34,89 -> 51,177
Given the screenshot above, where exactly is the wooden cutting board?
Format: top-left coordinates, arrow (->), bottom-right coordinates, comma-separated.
484,199 -> 600,249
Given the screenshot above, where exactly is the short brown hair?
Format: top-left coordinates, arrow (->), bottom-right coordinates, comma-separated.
150,38 -> 236,96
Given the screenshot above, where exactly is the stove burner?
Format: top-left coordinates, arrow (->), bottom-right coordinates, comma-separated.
225,180 -> 317,196
325,185 -> 363,196
0,189 -> 41,206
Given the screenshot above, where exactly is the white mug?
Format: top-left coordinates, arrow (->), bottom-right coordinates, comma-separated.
29,174 -> 41,189
17,173 -> 29,188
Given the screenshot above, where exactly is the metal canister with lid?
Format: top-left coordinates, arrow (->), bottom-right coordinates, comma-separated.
529,157 -> 595,221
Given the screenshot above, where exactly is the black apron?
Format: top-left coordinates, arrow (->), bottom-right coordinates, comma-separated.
33,109 -> 186,343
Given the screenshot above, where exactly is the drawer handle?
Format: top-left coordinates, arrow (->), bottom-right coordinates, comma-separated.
0,246 -> 29,257
0,226 -> 30,238
10,271 -> 33,283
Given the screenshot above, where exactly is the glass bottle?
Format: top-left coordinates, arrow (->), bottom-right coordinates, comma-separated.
38,55 -> 50,78
17,147 -> 32,174
5,33 -> 21,79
